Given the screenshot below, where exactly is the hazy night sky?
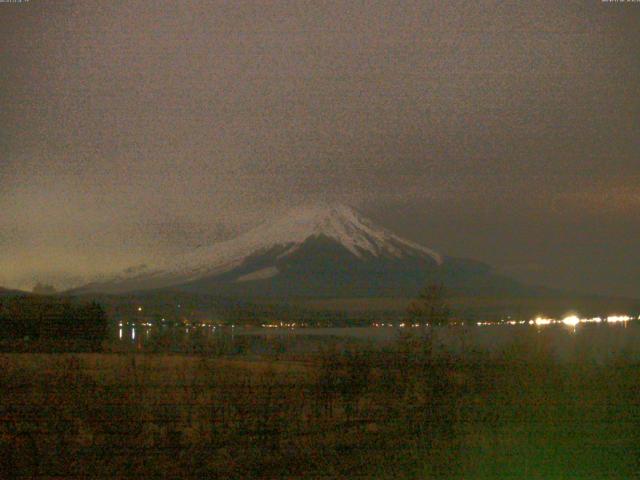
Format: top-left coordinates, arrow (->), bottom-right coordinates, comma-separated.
1,1 -> 639,296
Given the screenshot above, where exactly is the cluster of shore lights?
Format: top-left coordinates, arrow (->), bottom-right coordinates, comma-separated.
262,322 -> 304,328
476,315 -> 637,327
370,322 -> 470,328
367,316 -> 637,328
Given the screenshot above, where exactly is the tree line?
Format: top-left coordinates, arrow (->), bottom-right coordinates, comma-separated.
0,296 -> 107,351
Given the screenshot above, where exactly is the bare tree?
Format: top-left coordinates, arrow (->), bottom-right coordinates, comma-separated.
406,283 -> 451,326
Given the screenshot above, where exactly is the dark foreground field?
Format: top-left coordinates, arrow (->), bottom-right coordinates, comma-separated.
1,333 -> 639,479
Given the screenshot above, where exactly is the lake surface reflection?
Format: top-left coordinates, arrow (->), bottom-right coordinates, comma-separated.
109,320 -> 640,362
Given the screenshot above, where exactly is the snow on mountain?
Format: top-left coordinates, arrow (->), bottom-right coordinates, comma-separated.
172,204 -> 441,275
77,204 -> 442,293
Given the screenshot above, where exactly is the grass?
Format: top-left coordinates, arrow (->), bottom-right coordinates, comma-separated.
1,333 -> 639,478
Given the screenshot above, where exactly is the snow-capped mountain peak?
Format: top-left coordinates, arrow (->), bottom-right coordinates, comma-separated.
172,203 -> 442,274
270,203 -> 441,261
76,204 -> 442,293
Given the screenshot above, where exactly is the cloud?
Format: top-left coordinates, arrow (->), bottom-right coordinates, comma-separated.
1,0 -> 639,295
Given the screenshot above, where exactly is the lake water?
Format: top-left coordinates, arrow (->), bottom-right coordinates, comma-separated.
110,320 -> 640,363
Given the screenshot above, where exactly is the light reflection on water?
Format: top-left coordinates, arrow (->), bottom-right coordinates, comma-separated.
108,319 -> 640,362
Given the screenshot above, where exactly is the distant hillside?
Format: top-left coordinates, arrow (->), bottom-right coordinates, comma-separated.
70,289 -> 349,325
294,293 -> 640,322
0,286 -> 27,297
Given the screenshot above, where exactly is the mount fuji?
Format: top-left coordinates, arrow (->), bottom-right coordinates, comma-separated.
75,204 -> 529,298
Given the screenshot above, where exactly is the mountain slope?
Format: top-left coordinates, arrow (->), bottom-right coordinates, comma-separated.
184,204 -> 442,266
76,204 -> 535,298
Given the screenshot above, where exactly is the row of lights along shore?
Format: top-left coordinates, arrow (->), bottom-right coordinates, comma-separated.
129,305 -> 637,330
370,315 -> 638,328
